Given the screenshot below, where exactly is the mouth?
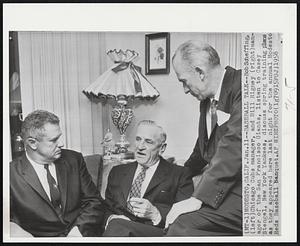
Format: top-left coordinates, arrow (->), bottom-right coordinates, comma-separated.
135,151 -> 146,157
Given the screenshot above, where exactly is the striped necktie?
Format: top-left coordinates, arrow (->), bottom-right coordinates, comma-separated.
44,164 -> 62,213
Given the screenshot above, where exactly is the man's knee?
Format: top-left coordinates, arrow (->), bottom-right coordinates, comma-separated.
166,223 -> 183,236
103,219 -> 131,237
166,216 -> 189,236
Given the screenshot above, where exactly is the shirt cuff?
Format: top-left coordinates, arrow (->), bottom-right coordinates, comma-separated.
151,208 -> 162,226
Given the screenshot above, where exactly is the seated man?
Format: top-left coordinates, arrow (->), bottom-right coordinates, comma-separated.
10,110 -> 105,237
103,120 -> 194,237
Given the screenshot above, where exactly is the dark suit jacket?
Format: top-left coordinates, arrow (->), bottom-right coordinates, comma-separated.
104,157 -> 194,228
185,66 -> 242,209
10,149 -> 105,237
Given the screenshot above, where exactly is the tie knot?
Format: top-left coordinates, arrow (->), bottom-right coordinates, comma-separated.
211,99 -> 218,110
44,164 -> 49,170
140,165 -> 148,172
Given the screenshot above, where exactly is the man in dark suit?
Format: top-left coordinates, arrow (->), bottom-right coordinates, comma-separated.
10,110 -> 105,237
103,120 -> 194,237
165,40 -> 242,236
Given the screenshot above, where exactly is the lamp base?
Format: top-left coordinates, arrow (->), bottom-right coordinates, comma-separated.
115,134 -> 130,153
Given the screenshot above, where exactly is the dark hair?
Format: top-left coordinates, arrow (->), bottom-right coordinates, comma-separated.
173,40 -> 220,69
21,110 -> 60,140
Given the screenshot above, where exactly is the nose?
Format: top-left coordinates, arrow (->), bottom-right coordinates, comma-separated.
136,140 -> 146,150
57,137 -> 64,148
183,84 -> 190,94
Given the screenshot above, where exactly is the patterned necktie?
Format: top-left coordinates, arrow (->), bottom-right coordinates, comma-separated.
211,99 -> 218,131
126,166 -> 148,213
44,164 -> 62,212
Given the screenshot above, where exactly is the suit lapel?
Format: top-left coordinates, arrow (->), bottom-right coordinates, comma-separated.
144,159 -> 168,196
120,162 -> 138,203
20,154 -> 51,204
207,66 -> 233,145
217,66 -> 233,114
54,158 -> 68,213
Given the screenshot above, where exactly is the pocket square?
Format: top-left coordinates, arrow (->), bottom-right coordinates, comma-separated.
217,110 -> 230,125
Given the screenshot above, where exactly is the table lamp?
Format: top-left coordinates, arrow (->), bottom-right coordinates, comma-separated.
83,49 -> 160,153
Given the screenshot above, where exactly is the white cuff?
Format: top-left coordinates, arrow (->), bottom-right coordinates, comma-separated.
151,208 -> 162,226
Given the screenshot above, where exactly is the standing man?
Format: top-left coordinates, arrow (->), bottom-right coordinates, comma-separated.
103,120 -> 193,237
10,110 -> 105,237
166,40 -> 242,236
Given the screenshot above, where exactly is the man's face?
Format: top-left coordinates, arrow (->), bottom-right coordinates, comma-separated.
134,124 -> 164,167
34,123 -> 64,163
173,56 -> 209,101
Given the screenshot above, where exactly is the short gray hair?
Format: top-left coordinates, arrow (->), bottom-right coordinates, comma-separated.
21,110 -> 60,141
173,40 -> 220,69
137,120 -> 167,144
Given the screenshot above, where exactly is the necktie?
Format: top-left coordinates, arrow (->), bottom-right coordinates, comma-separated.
199,98 -> 210,152
211,99 -> 218,131
127,166 -> 148,213
44,164 -> 62,212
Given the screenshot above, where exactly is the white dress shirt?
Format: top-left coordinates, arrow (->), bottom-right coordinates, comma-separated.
206,69 -> 226,138
129,160 -> 160,198
26,152 -> 58,201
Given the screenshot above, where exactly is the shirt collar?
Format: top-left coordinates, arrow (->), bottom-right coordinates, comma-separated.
137,158 -> 160,171
213,68 -> 226,101
26,151 -> 53,167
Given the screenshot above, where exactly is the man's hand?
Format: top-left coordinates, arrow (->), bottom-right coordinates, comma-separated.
129,197 -> 161,224
165,197 -> 202,228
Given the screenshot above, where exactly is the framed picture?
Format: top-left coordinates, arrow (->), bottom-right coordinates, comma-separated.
145,32 -> 170,75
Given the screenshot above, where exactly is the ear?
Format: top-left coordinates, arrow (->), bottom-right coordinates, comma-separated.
26,137 -> 38,150
159,143 -> 167,155
195,67 -> 205,81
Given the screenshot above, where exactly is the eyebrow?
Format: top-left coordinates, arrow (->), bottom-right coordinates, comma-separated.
49,133 -> 62,141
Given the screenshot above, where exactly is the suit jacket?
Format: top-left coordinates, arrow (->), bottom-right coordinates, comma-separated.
104,157 -> 194,228
10,149 -> 105,237
185,66 -> 242,209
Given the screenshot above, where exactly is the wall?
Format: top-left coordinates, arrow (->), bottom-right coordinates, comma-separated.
104,32 -> 241,163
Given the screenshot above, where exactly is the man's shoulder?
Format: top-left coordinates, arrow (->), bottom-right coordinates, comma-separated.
111,161 -> 137,172
60,149 -> 82,159
10,155 -> 24,172
159,157 -> 188,174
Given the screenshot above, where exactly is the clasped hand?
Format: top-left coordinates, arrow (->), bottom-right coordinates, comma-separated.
165,197 -> 202,229
129,197 -> 159,221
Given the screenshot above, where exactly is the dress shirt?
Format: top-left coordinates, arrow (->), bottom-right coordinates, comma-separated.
26,152 -> 58,201
129,160 -> 160,198
206,69 -> 226,138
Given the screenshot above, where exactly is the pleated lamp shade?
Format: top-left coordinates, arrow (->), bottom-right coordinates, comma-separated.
83,49 -> 160,101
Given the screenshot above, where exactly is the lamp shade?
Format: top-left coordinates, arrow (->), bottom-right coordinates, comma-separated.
83,49 -> 160,101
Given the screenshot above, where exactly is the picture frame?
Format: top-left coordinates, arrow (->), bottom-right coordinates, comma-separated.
145,32 -> 170,75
